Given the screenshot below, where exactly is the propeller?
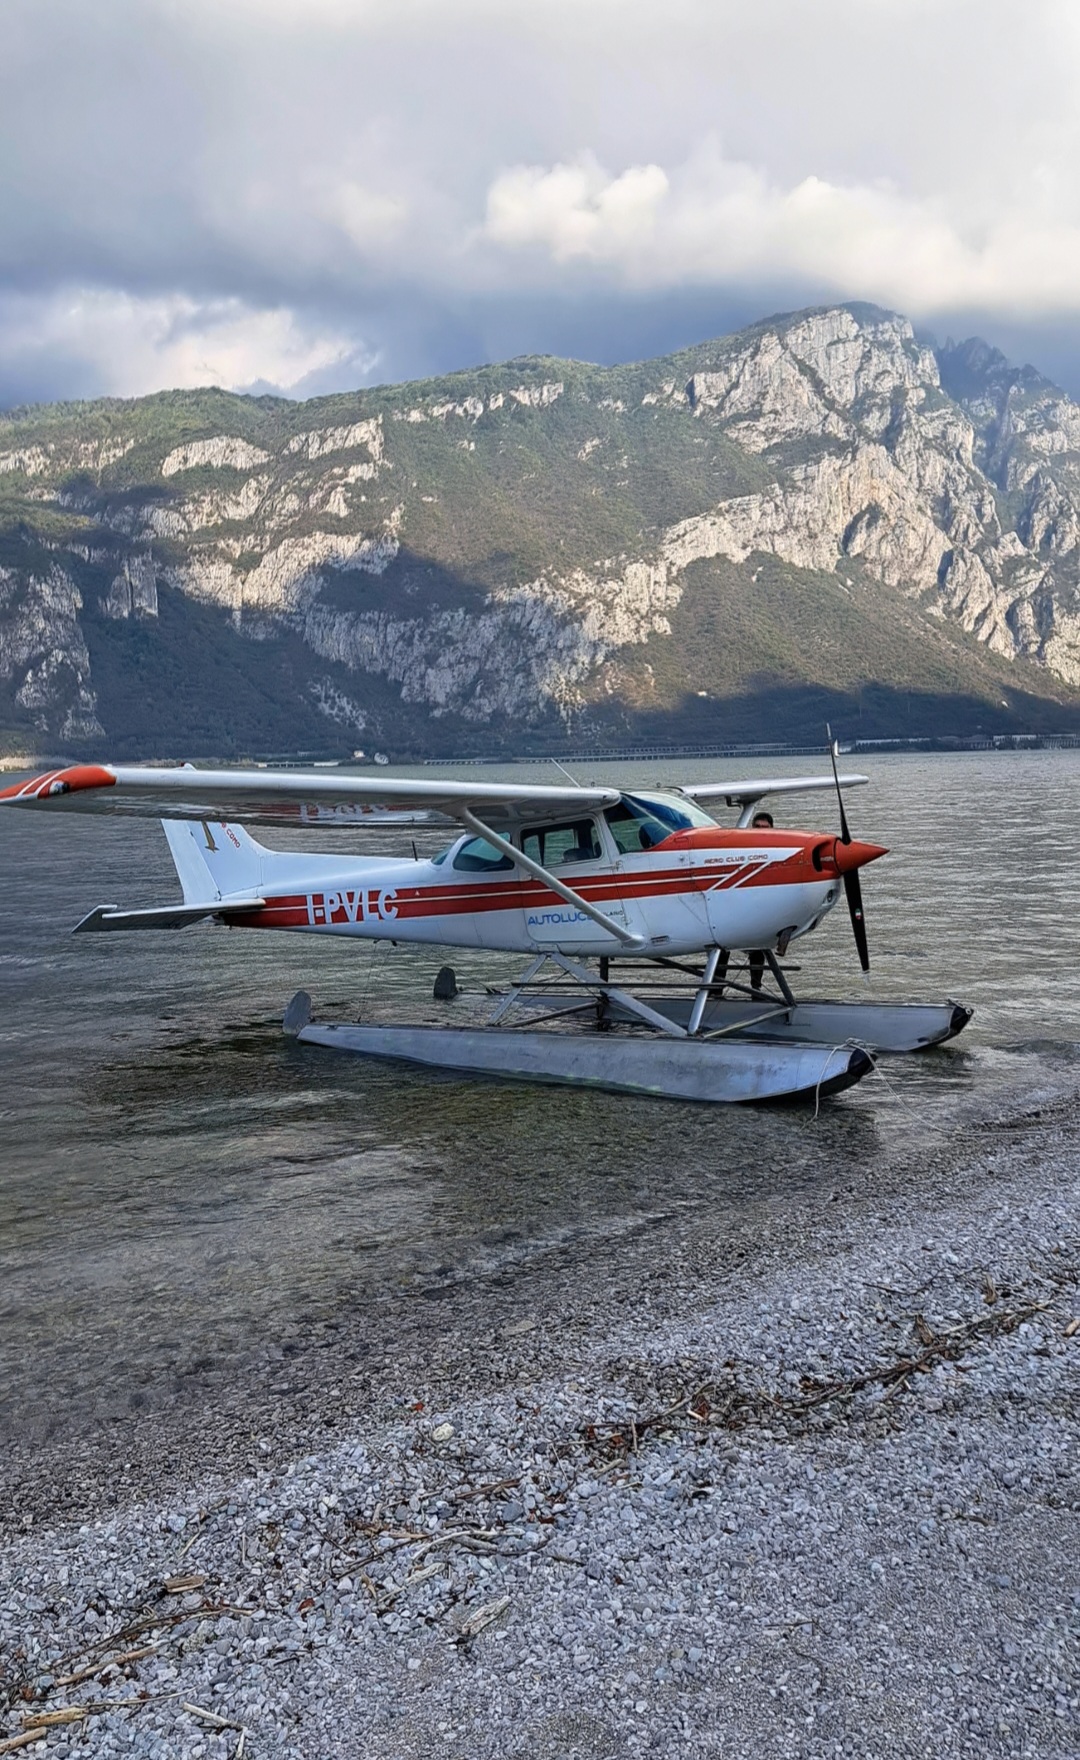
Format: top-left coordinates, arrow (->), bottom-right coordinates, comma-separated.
826,724 -> 870,974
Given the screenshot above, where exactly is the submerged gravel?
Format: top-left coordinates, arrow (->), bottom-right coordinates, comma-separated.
2,1091 -> 1078,1758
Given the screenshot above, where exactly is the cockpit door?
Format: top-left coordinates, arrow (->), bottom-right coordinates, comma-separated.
518,816 -> 629,949
602,797 -> 711,949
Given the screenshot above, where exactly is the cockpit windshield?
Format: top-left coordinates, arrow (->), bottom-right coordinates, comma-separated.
604,791 -> 716,853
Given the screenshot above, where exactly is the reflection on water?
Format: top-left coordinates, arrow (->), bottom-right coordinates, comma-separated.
1,751 -> 1078,1439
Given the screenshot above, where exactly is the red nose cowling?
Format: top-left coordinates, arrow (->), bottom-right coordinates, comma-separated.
832,838 -> 888,875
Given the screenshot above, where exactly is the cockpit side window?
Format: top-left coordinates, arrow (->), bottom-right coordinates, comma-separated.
521,818 -> 602,867
605,792 -> 714,853
452,835 -> 515,872
605,802 -> 667,853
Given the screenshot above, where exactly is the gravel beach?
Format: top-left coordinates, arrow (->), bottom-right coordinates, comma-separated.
2,1081 -> 1078,1760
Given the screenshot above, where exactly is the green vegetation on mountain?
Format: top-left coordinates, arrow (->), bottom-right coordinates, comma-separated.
3,303 -> 1080,759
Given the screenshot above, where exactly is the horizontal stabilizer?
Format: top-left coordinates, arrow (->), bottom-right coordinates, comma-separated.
73,899 -> 264,933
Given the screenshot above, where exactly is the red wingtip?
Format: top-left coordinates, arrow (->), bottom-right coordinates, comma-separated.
0,764 -> 116,802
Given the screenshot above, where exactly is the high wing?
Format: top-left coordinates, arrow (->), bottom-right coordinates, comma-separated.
0,763 -> 621,829
680,773 -> 868,808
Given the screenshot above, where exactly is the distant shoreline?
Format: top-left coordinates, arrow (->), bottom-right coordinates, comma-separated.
5,732 -> 1080,772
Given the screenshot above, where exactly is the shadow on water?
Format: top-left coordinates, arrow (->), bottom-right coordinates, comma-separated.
2,749 -> 1079,1443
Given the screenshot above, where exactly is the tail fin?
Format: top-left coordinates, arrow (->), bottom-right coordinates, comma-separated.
161,820 -> 267,903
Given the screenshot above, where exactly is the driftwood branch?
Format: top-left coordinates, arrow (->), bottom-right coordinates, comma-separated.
579,1299 -> 1050,1461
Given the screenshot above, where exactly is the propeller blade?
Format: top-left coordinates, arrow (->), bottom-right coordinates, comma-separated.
826,726 -> 870,970
844,868 -> 870,973
825,722 -> 852,844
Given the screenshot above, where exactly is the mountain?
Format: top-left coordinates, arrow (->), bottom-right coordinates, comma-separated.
4,302 -> 1080,759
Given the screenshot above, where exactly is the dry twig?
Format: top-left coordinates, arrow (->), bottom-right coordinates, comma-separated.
54,1644 -> 160,1689
183,1703 -> 245,1733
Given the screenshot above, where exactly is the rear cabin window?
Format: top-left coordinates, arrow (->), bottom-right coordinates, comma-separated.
452,835 -> 514,872
521,819 -> 602,867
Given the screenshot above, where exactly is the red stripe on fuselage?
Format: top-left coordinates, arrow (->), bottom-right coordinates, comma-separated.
232,843 -> 829,931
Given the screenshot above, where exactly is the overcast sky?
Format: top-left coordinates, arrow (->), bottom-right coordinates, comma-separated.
3,0 -> 1080,407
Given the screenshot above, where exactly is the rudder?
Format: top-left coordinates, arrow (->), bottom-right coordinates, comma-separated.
161,820 -> 266,902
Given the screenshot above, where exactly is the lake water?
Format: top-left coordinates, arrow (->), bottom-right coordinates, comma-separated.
2,750 -> 1078,1446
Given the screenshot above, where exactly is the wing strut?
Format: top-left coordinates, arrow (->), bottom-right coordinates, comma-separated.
457,809 -> 644,949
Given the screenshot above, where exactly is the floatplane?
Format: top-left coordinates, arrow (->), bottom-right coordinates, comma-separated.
1,746 -> 971,1104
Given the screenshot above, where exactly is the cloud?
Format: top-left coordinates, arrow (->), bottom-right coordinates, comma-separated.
0,289 -> 375,405
3,0 -> 1080,402
481,144 -> 1080,318
484,160 -> 672,266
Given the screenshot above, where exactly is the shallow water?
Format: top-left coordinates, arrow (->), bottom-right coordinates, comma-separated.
1,750 -> 1078,1441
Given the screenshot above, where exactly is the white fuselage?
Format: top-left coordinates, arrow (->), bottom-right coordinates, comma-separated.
221,825 -> 843,958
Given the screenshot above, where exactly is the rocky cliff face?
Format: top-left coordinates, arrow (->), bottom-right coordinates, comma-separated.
2,303 -> 1080,756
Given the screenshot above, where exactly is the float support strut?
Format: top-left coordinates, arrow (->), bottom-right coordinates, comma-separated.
765,949 -> 796,1006
688,947 -> 723,1037
553,953 -> 687,1038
